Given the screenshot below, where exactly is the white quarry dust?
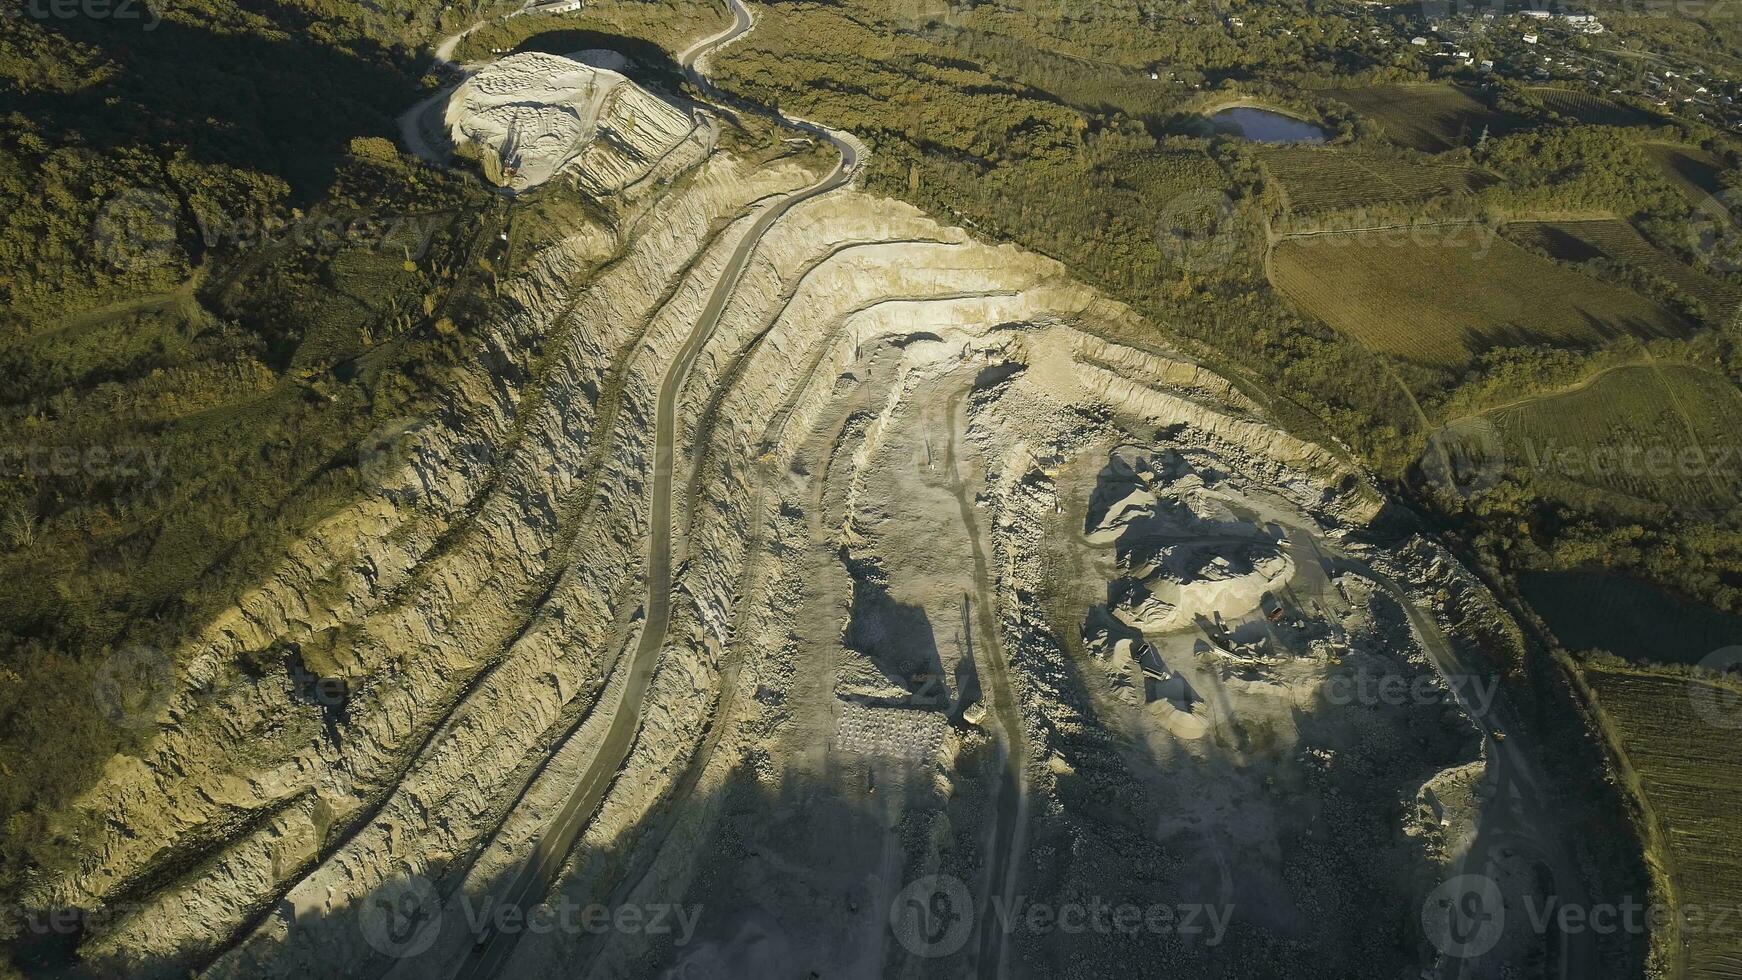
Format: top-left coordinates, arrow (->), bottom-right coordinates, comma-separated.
26,89 -> 1548,980
444,51 -> 695,194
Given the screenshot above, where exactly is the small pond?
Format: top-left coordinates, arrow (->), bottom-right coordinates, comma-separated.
1205,107 -> 1328,144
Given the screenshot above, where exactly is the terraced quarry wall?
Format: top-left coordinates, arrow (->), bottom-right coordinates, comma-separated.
7,63 -> 1648,980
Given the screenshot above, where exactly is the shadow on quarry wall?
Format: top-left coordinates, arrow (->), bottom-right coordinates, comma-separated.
1028,451 -> 1649,979
8,855 -> 521,980
1017,618 -> 1635,979
971,361 -> 1025,391
841,555 -> 949,706
555,749 -> 1258,979
9,681 -> 1647,980
567,731 -> 1615,980
494,30 -> 687,92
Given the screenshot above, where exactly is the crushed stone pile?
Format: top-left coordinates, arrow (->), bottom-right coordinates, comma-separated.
444,51 -> 695,194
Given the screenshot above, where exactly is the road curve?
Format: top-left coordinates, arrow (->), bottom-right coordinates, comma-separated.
675,0 -> 749,70
397,23 -> 480,166
453,4 -> 858,977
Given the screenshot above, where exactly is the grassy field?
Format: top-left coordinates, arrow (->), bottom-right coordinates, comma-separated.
1326,84 -> 1520,152
1270,234 -> 1691,364
1489,363 -> 1742,514
1646,142 -> 1726,205
1580,662 -> 1742,980
1506,218 -> 1739,316
1527,87 -> 1660,128
1258,146 -> 1491,215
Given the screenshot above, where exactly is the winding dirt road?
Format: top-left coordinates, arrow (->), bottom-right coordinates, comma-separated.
451,4 -> 858,977
943,386 -> 1029,980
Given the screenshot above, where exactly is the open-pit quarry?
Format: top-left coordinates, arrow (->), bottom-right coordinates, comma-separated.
13,15 -> 1626,980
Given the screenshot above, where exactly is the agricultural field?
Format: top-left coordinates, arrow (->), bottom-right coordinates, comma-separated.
1270,233 -> 1691,364
1506,218 -> 1739,317
1325,84 -> 1520,152
1258,146 -> 1492,215
1580,663 -> 1742,980
1526,86 -> 1660,128
1646,142 -> 1726,205
1489,363 -> 1742,515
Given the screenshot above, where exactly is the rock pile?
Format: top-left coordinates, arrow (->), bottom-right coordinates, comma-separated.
444,52 -> 695,194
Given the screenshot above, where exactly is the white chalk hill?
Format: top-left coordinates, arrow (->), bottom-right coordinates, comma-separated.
444,51 -> 693,195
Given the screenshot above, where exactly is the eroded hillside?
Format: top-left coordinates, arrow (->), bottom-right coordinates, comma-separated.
7,38 -> 1644,980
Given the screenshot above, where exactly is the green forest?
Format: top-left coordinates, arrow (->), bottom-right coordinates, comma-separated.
0,0 -> 514,900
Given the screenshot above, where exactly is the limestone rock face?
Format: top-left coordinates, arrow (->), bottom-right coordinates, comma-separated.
21,70 -> 1481,980
444,51 -> 696,194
